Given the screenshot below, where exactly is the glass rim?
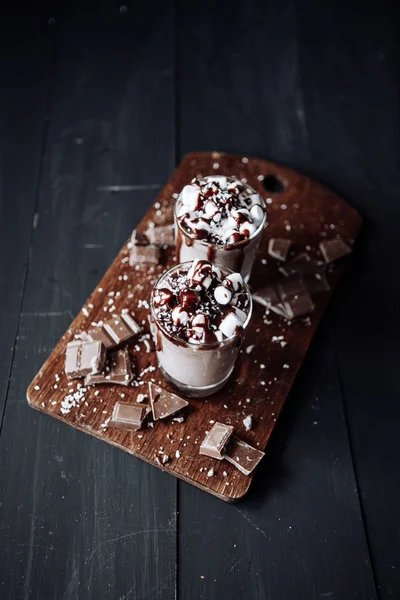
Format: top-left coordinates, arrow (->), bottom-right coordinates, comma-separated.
150,260 -> 253,349
173,176 -> 267,249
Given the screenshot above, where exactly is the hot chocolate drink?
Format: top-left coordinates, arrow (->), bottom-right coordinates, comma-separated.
150,259 -> 252,397
174,176 -> 267,281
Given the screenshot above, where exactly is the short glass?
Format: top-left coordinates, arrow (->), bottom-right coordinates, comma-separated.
174,177 -> 267,282
150,262 -> 253,398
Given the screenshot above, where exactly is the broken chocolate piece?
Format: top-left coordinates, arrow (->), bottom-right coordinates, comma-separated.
103,313 -> 141,346
278,276 -> 315,319
131,229 -> 150,246
82,312 -> 141,350
268,237 -> 291,261
65,340 -> 106,379
81,327 -> 115,350
253,276 -> 314,320
129,243 -> 160,265
145,224 -> 175,246
109,402 -> 151,431
278,252 -> 317,277
304,268 -> 330,294
224,435 -> 265,476
200,422 -> 234,460
319,238 -> 351,263
148,382 -> 188,420
85,349 -> 133,386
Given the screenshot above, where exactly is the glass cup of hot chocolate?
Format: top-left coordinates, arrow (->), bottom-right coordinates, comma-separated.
150,259 -> 252,398
174,175 -> 267,282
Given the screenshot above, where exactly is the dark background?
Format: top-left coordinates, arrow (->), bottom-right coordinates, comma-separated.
1,1 -> 399,599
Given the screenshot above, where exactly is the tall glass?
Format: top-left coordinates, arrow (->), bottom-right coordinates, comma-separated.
174,178 -> 267,282
150,262 -> 253,398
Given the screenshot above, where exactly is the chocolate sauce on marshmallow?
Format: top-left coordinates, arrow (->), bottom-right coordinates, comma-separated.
152,259 -> 250,344
176,176 -> 266,247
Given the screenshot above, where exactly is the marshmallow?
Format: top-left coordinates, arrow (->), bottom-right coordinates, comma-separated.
222,227 -> 239,242
195,219 -> 211,233
249,193 -> 262,204
250,204 -> 265,222
204,200 -> 218,218
209,176 -> 227,189
153,289 -> 173,307
188,259 -> 213,289
171,306 -> 190,326
212,265 -> 222,279
177,204 -> 191,218
227,215 -> 238,228
239,221 -> 257,237
212,211 -> 222,222
188,335 -> 202,345
181,185 -> 200,211
192,313 -> 208,336
223,273 -> 243,292
232,306 -> 247,323
214,285 -> 232,305
214,330 -> 224,342
219,312 -> 244,338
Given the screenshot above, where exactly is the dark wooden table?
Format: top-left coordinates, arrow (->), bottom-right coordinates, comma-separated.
1,1 -> 399,599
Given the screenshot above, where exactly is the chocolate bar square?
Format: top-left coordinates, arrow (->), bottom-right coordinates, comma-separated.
200,422 -> 234,460
65,340 -> 106,379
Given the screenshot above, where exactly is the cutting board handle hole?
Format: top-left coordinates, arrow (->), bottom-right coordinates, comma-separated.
262,174 -> 286,193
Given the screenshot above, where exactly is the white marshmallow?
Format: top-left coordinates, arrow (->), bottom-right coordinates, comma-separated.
222,227 -> 239,241
181,185 -> 200,211
250,193 -> 262,204
223,273 -> 243,292
177,204 -> 190,218
212,211 -> 222,222
171,306 -> 189,326
188,335 -> 202,345
227,215 -> 237,228
212,265 -> 222,279
219,312 -> 244,338
192,313 -> 207,335
214,285 -> 232,305
202,276 -> 212,289
208,175 -> 227,189
232,306 -> 247,323
214,330 -> 224,342
196,219 -> 210,232
239,221 -> 257,236
250,204 -> 265,222
204,200 -> 218,218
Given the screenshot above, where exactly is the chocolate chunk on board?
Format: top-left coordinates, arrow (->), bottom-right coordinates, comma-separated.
200,422 -> 234,460
81,327 -> 115,350
224,435 -> 265,476
148,382 -> 188,420
304,268 -> 330,294
109,402 -> 151,431
278,252 -> 318,277
278,276 -> 315,319
145,224 -> 175,246
253,276 -> 314,320
103,313 -> 141,346
85,349 -> 133,386
319,238 -> 352,263
129,229 -> 160,265
268,237 -> 292,261
65,340 -> 106,379
81,312 -> 141,350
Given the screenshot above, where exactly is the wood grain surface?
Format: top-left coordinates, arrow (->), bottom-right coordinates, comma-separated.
27,151 -> 361,502
1,1 -> 399,598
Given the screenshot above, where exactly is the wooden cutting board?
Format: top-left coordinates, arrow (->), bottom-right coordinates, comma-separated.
27,152 -> 362,502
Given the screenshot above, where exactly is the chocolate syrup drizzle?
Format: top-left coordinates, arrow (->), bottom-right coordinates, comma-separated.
176,176 -> 266,247
152,261 -> 250,344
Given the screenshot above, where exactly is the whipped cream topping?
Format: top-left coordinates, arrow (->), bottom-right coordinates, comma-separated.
175,176 -> 266,246
152,259 -> 251,344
